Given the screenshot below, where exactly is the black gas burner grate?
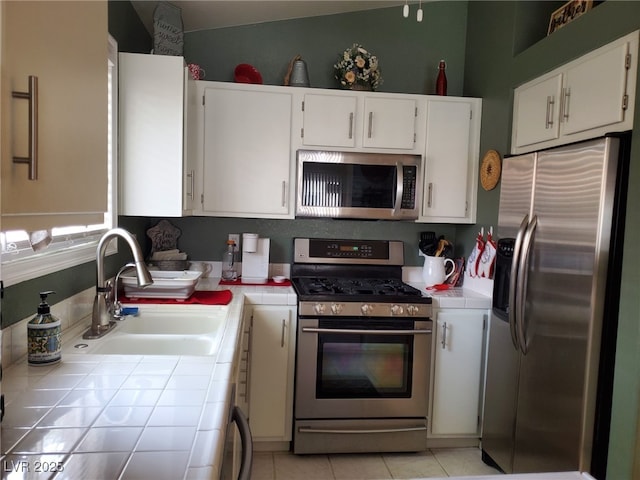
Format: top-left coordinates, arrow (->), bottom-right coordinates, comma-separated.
294,277 -> 423,298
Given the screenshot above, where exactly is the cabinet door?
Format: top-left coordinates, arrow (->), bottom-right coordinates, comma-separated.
561,40 -> 631,136
421,98 -> 479,223
119,53 -> 193,217
302,93 -> 357,148
431,309 -> 486,436
512,74 -> 563,149
248,306 -> 296,441
363,96 -> 416,149
203,87 -> 292,217
1,1 -> 108,231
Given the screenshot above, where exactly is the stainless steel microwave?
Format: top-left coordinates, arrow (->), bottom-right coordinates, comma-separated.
296,150 -> 421,220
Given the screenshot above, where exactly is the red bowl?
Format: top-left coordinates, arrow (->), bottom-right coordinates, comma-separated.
234,64 -> 263,84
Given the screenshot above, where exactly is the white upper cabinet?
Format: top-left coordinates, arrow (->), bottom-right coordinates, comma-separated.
512,74 -> 563,148
196,82 -> 294,219
119,53 -> 195,217
512,30 -> 638,154
1,1 -> 108,231
301,93 -> 358,148
299,90 -> 423,153
419,97 -> 482,224
363,96 -> 418,149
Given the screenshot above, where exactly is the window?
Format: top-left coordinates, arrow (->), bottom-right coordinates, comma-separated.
0,35 -> 119,287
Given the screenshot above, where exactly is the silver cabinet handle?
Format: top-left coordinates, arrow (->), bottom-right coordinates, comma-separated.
280,319 -> 286,348
368,111 -> 373,138
186,170 -> 194,199
428,182 -> 433,208
348,112 -> 354,139
562,87 -> 571,121
440,321 -> 447,349
12,75 -> 39,180
545,95 -> 555,129
281,181 -> 286,207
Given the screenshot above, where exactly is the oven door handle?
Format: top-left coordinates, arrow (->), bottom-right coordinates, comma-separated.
298,426 -> 428,434
301,327 -> 432,335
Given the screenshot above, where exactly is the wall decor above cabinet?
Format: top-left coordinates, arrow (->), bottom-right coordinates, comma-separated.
511,30 -> 638,155
119,53 -> 196,217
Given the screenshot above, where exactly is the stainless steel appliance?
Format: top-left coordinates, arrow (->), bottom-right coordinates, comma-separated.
482,135 -> 630,477
291,238 -> 433,454
296,150 -> 421,220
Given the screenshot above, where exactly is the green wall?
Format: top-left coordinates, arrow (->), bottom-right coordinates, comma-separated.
184,3 -> 468,95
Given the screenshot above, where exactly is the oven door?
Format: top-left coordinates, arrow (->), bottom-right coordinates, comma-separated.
295,317 -> 432,419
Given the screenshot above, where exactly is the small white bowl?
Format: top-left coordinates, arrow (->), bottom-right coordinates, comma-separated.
273,276 -> 286,283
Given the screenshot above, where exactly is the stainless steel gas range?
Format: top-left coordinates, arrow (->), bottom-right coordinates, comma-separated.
290,238 -> 433,454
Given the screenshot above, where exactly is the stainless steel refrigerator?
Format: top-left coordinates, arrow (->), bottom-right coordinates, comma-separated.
482,135 -> 629,478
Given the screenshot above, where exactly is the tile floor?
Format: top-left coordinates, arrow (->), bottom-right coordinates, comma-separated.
251,447 -> 502,479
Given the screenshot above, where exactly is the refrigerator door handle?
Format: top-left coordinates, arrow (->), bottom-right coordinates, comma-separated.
509,215 -> 529,350
516,215 -> 538,355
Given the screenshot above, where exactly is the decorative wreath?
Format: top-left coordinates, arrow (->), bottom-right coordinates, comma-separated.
480,149 -> 502,191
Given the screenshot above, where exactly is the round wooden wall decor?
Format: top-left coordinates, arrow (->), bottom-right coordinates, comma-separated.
480,149 -> 501,191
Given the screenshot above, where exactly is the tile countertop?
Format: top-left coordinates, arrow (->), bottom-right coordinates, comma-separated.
405,268 -> 493,310
0,282 -> 296,480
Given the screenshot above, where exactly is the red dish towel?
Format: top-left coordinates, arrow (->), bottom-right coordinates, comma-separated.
219,279 -> 291,286
121,290 -> 233,305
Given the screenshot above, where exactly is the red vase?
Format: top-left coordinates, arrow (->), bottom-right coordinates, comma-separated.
436,60 -> 447,96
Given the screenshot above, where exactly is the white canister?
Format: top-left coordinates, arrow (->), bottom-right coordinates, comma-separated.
421,255 -> 455,286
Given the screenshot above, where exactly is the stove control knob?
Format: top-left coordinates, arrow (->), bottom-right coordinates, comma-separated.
331,303 -> 344,315
391,304 -> 405,316
406,305 -> 420,316
361,304 -> 374,316
314,303 -> 326,315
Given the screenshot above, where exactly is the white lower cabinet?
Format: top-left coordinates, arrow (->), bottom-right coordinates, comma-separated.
430,309 -> 487,437
246,305 -> 297,441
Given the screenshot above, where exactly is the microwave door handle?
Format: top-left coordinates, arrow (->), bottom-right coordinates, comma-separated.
393,163 -> 404,216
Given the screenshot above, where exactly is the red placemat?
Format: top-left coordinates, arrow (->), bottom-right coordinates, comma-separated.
121,290 -> 233,305
219,278 -> 291,286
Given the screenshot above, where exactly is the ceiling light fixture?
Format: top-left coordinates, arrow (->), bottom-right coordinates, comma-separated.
402,2 -> 423,22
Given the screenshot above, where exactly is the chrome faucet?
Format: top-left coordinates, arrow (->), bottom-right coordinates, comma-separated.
83,228 -> 153,339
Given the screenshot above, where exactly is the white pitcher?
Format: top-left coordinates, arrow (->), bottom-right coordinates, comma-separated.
422,255 -> 455,286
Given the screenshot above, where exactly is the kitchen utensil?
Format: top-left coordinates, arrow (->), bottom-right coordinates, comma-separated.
419,231 -> 437,256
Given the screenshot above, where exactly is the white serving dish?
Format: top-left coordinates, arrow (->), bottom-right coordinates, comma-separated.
121,270 -> 202,299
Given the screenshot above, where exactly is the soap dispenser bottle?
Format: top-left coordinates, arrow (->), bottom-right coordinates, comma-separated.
27,291 -> 62,365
